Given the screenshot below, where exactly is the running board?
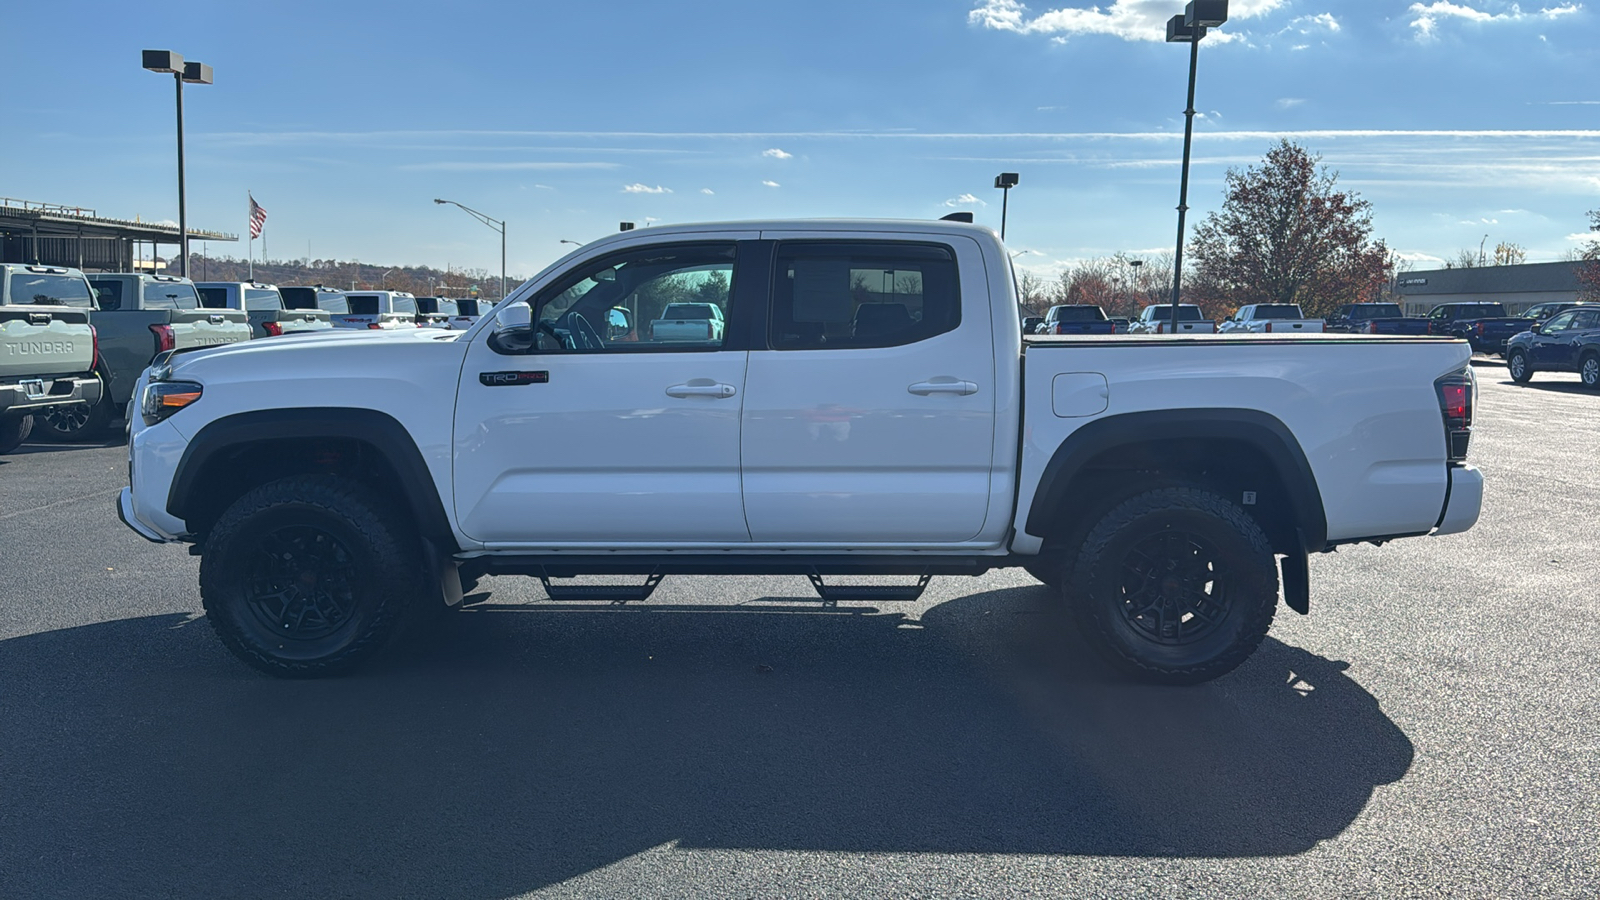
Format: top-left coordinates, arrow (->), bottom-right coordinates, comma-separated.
807,572 -> 933,605
539,573 -> 664,603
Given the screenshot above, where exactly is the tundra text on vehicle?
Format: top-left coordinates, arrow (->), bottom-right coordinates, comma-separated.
0,264 -> 103,453
1218,304 -> 1325,334
118,219 -> 1483,685
44,273 -> 254,441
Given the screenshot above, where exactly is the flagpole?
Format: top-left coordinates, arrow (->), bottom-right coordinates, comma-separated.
247,191 -> 254,281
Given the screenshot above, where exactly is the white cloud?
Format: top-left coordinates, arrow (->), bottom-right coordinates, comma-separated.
399,161 -> 619,171
1408,2 -> 1581,41
1276,97 -> 1307,109
944,193 -> 988,207
1287,12 -> 1340,33
968,0 -> 1287,43
622,183 -> 672,194
701,188 -> 715,195
762,180 -> 781,187
762,148 -> 793,159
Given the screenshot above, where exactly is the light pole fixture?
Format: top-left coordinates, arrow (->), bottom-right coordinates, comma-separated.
1164,0 -> 1226,333
559,239 -> 582,247
619,222 -> 635,231
434,199 -> 506,300
994,172 -> 1019,241
142,50 -> 213,278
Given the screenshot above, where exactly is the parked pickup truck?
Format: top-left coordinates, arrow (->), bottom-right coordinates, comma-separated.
0,264 -> 102,453
40,273 -> 254,441
447,297 -> 486,331
1324,303 -> 1431,335
1036,304 -> 1115,335
197,282 -> 333,339
280,286 -> 351,335
1128,303 -> 1217,334
415,297 -> 459,329
325,291 -> 420,330
118,218 -> 1483,686
1219,304 -> 1325,334
649,301 -> 725,342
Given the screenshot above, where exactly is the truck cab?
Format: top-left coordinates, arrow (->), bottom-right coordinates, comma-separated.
0,264 -> 102,452
195,281 -> 333,339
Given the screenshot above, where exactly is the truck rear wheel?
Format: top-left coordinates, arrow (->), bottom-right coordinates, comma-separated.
0,414 -> 32,454
1068,485 -> 1278,685
1507,349 -> 1533,384
38,375 -> 112,442
199,474 -> 428,678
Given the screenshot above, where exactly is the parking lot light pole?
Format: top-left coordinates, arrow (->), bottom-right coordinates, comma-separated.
434,199 -> 506,300
1165,1 -> 1226,333
994,172 -> 1019,241
143,51 -> 213,278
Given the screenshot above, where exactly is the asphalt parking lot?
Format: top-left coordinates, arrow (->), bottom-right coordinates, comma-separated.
1,360 -> 1595,899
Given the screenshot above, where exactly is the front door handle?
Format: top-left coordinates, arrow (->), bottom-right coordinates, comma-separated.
666,382 -> 737,399
908,379 -> 979,396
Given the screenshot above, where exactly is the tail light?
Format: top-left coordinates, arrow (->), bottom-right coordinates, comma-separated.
263,321 -> 284,337
1475,323 -> 1485,336
368,323 -> 384,330
1435,366 -> 1475,461
149,323 -> 175,354
89,325 -> 99,370
1265,321 -> 1274,333
1366,321 -> 1379,334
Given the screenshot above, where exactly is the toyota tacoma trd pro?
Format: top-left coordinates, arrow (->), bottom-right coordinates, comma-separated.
118,219 -> 1484,683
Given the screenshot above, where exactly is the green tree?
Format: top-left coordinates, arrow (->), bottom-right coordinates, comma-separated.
1189,140 -> 1390,319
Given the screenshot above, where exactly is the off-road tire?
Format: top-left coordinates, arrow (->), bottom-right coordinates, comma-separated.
1507,349 -> 1533,385
38,375 -> 112,442
1581,353 -> 1600,390
1068,485 -> 1279,685
0,414 -> 32,454
1023,560 -> 1062,588
200,474 -> 431,678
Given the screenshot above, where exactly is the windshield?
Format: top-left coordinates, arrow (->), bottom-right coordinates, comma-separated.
1253,304 -> 1303,319
6,271 -> 94,307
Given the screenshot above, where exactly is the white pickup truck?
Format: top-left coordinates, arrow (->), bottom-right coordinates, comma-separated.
118,219 -> 1483,684
1128,303 -> 1217,334
1219,303 -> 1326,334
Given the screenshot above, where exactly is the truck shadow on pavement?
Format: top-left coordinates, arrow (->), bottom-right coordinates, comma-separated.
0,586 -> 1412,898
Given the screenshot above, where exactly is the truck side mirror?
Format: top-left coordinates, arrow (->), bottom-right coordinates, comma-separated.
493,301 -> 533,337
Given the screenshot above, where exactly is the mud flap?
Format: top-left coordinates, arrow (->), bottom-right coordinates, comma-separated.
1280,549 -> 1309,615
421,537 -> 464,609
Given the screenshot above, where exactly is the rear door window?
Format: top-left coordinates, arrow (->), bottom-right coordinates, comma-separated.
244,289 -> 282,311
769,241 -> 960,350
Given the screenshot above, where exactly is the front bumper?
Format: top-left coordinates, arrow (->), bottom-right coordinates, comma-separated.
117,487 -> 171,543
0,374 -> 101,415
1433,464 -> 1483,536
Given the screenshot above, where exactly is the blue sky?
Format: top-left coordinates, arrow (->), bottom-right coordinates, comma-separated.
5,0 -> 1598,281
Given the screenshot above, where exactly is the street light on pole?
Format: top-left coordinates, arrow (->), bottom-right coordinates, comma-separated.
1164,0 -> 1227,333
142,50 -> 213,278
994,172 -> 1019,241
434,199 -> 506,300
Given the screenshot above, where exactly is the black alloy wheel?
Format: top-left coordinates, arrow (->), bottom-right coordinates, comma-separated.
242,525 -> 361,642
1069,485 -> 1279,684
38,375 -> 112,441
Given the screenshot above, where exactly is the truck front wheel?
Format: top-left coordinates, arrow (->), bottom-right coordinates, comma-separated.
199,474 -> 428,677
1068,485 -> 1278,685
1507,349 -> 1533,384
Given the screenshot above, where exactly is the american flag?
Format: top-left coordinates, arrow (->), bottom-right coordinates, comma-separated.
248,194 -> 267,238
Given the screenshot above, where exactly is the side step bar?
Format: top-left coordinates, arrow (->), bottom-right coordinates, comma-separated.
539,572 -> 664,603
807,573 -> 933,605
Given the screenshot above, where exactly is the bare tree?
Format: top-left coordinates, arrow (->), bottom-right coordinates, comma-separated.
1492,242 -> 1526,266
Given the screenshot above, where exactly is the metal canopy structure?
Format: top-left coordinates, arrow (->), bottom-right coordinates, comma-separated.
0,197 -> 237,272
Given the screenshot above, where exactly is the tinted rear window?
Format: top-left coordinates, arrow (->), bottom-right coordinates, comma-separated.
346,295 -> 379,315
7,272 -> 94,307
661,304 -> 715,319
144,281 -> 199,310
1254,304 -> 1302,318
1349,304 -> 1403,319
1148,306 -> 1202,321
198,288 -> 229,308
90,279 -> 124,310
1054,306 -> 1106,322
317,294 -> 350,314
245,289 -> 281,311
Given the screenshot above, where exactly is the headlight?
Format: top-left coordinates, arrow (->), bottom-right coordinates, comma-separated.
141,381 -> 203,426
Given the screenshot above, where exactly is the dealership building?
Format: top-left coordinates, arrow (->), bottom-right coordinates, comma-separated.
1393,260 -> 1586,317
0,197 -> 234,272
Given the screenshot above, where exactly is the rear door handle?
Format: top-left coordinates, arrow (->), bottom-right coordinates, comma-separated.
666,382 -> 737,398
908,380 -> 979,396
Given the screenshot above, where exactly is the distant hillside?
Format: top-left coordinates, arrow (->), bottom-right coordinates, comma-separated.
173,255 -> 519,301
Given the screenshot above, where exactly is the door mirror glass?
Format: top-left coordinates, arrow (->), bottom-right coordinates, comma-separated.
606,307 -> 631,337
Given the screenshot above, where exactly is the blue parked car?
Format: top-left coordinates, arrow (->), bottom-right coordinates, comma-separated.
1505,306 -> 1600,388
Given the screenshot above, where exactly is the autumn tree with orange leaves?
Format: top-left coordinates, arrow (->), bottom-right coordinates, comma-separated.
1188,140 -> 1391,320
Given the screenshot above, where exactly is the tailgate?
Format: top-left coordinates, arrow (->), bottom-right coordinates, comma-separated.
168,308 -> 253,349
272,310 -> 333,333
1264,320 -> 1324,333
0,306 -> 95,379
